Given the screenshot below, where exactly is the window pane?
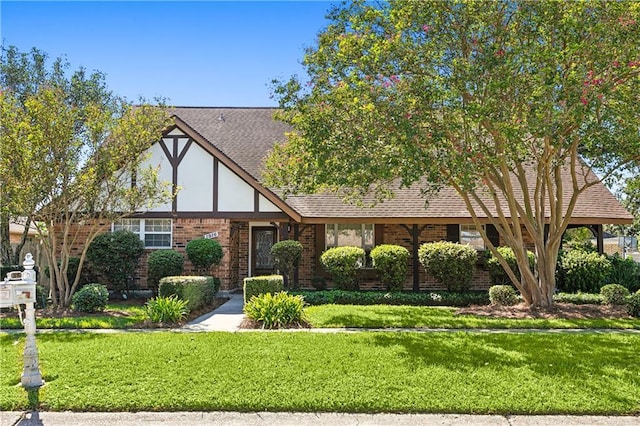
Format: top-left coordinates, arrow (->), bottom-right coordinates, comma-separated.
113,219 -> 140,233
363,224 -> 374,248
337,224 -> 361,247
326,225 -> 336,248
145,219 -> 171,233
145,234 -> 171,248
460,224 -> 485,250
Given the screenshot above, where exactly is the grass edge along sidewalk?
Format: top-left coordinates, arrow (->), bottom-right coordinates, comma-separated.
1,331 -> 639,414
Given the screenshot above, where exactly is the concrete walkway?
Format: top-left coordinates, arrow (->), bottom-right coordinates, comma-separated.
183,293 -> 245,332
3,411 -> 639,425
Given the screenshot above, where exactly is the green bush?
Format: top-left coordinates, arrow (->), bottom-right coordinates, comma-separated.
44,257 -> 96,289
158,276 -> 219,311
244,291 -> 306,329
186,238 -> 223,274
243,275 -> 284,303
147,250 -> 184,294
557,250 -> 611,293
71,283 -> 108,313
600,284 -> 630,306
311,276 -> 327,290
270,240 -> 303,289
87,230 -> 144,292
291,290 -> 490,307
35,284 -> 48,309
489,285 -> 519,306
370,244 -> 410,291
553,292 -> 604,305
485,246 -> 535,286
320,246 -> 365,291
145,295 -> 189,324
418,241 -> 478,292
626,290 -> 640,317
607,253 -> 640,292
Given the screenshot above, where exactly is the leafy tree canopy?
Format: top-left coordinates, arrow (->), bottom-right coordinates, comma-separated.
264,0 -> 640,307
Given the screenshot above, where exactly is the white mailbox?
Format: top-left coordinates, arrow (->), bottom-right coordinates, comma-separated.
1,253 -> 44,390
0,270 -> 37,308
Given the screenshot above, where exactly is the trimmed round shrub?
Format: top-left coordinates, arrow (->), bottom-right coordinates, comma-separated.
145,295 -> 189,324
244,291 -> 306,329
600,284 -> 630,306
320,246 -> 365,291
270,240 -> 303,289
370,244 -> 410,291
186,238 -> 223,274
485,246 -> 535,286
626,290 -> 640,317
147,250 -> 184,294
87,230 -> 144,292
557,250 -> 611,293
418,241 -> 478,292
71,283 -> 108,313
489,285 -> 518,306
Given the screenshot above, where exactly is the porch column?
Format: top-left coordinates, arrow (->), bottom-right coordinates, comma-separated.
595,224 -> 604,254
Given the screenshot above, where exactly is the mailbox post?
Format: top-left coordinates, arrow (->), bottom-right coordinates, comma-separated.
0,253 -> 44,389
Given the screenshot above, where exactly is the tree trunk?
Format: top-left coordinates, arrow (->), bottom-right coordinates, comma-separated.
0,214 -> 12,266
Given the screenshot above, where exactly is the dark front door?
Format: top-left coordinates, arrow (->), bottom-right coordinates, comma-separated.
251,227 -> 277,276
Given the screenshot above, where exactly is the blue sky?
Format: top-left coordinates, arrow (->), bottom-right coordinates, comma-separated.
0,1 -> 334,106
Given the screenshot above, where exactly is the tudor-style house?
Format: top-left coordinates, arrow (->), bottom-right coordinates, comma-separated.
95,107 -> 633,291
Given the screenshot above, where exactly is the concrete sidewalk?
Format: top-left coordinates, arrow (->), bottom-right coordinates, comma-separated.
3,411 -> 639,425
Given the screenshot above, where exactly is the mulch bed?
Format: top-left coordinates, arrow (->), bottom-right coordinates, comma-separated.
456,303 -> 632,319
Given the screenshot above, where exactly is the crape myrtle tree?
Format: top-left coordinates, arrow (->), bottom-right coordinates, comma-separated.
0,46 -> 174,307
263,1 -> 640,307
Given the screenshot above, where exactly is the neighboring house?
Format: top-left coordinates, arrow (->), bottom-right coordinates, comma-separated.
98,107 -> 633,291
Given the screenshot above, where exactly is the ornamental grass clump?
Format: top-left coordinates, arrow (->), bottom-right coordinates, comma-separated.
244,291 -> 306,329
418,241 -> 477,292
145,295 -> 189,324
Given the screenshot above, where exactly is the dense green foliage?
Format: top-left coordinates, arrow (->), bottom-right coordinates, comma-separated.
600,284 -> 630,306
144,295 -> 189,324
292,290 -> 489,307
370,244 -> 410,291
607,253 -> 640,292
557,250 -> 612,293
488,285 -> 518,306
270,240 -> 303,289
86,230 -> 144,292
553,292 -> 604,305
243,275 -> 284,302
147,250 -> 184,293
320,246 -> 365,290
158,276 -> 218,311
244,291 -> 306,329
418,242 -> 478,292
71,283 -> 108,313
186,238 -> 223,274
2,332 -> 639,413
485,247 -> 535,286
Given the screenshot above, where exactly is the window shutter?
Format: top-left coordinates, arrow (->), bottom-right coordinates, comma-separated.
446,224 -> 460,243
486,224 -> 500,247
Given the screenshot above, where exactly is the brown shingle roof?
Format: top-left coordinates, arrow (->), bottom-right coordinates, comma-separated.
171,107 -> 633,224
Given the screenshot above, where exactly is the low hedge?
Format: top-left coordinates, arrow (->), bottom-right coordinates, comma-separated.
552,292 -> 604,305
158,276 -> 219,311
292,290 -> 490,307
243,275 -> 284,303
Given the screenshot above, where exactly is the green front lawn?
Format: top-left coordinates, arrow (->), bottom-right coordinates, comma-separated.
0,304 -> 147,329
304,304 -> 640,329
1,332 -> 638,413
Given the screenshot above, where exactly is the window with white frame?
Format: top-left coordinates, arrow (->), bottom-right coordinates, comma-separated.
460,224 -> 485,250
113,218 -> 172,249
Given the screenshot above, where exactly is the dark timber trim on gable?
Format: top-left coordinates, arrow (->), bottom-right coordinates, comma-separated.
170,116 -> 302,222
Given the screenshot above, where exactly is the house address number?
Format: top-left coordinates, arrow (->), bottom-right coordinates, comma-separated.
203,231 -> 219,239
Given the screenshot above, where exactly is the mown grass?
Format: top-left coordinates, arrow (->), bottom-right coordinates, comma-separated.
0,304 -> 147,330
1,332 -> 638,414
304,304 -> 640,329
